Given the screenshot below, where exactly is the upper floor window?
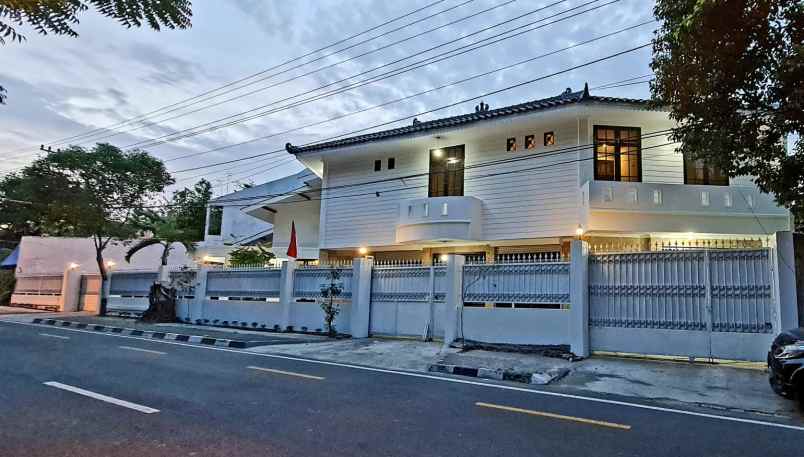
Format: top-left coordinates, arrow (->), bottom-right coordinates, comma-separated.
374,159 -> 382,171
429,145 -> 464,197
207,206 -> 223,236
388,157 -> 395,170
594,126 -> 641,182
684,156 -> 729,186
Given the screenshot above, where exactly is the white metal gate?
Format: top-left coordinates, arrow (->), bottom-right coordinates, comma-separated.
369,265 -> 446,338
589,248 -> 776,360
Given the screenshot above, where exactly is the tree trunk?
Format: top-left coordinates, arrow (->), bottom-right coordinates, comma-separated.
96,246 -> 108,316
140,283 -> 176,323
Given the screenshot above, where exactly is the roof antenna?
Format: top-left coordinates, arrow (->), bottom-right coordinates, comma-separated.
582,82 -> 590,98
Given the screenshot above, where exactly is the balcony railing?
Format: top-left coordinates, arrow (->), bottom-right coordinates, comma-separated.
395,196 -> 482,243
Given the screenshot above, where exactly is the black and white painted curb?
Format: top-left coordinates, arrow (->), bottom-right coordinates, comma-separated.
31,318 -> 249,348
427,363 -> 570,385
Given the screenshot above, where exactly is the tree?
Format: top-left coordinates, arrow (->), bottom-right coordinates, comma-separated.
0,0 -> 192,44
0,143 -> 173,314
0,247 -> 14,306
651,1 -> 803,223
228,245 -> 275,266
319,269 -> 343,337
166,179 -> 211,241
125,216 -> 195,322
0,0 -> 192,104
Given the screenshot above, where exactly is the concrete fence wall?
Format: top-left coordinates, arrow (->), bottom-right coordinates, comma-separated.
98,232 -> 798,362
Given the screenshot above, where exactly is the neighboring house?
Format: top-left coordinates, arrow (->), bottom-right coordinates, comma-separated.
285,85 -> 792,263
196,169 -> 322,263
13,236 -> 194,276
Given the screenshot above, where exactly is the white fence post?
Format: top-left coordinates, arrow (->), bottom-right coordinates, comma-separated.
772,231 -> 798,330
193,267 -> 209,323
279,260 -> 296,329
350,257 -> 373,338
59,264 -> 82,312
443,254 -> 465,348
569,240 -> 590,357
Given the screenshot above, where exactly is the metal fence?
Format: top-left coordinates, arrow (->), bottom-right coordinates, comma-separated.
589,249 -> 773,333
109,271 -> 158,297
205,267 -> 280,299
463,261 -> 570,305
293,266 -> 353,300
13,275 -> 63,296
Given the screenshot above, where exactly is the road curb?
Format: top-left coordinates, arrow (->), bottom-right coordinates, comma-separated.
427,362 -> 569,385
31,318 -> 249,348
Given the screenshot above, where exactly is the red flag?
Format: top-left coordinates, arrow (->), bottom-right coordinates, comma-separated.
286,221 -> 298,258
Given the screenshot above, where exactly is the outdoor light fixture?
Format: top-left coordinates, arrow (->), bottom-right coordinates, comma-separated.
432,148 -> 444,158
105,260 -> 116,267
446,157 -> 461,164
439,254 -> 449,262
358,247 -> 369,256
67,262 -> 79,269
575,225 -> 584,238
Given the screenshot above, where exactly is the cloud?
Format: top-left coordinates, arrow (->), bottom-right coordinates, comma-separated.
1,0 -> 657,193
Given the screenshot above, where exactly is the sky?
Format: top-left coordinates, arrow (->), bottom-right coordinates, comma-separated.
0,0 -> 657,197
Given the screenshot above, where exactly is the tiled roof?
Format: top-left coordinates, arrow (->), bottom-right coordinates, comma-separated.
286,85 -> 654,154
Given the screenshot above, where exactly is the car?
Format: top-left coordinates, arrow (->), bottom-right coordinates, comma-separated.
768,327 -> 804,406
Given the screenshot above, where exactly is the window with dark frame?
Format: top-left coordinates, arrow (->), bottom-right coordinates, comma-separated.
207,206 -> 223,236
594,125 -> 641,182
506,137 -> 517,152
525,135 -> 535,149
544,131 -> 555,146
429,145 -> 465,197
387,157 -> 395,170
374,159 -> 382,172
684,156 -> 728,186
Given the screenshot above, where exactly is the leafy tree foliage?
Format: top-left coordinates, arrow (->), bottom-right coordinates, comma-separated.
0,0 -> 192,44
0,247 -> 14,305
320,269 -> 343,337
165,179 -> 211,242
228,245 -> 275,266
651,0 -> 803,222
0,143 -> 173,314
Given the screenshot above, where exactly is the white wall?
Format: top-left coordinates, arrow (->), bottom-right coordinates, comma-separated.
271,199 -> 321,260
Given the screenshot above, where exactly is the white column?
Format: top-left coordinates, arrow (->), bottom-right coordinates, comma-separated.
59,265 -> 82,312
569,240 -> 590,357
193,267 -> 210,323
350,257 -> 373,338
443,254 -> 465,348
772,231 -> 798,330
279,260 -> 296,329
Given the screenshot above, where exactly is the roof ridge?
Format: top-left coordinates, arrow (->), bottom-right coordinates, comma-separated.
287,88 -> 651,154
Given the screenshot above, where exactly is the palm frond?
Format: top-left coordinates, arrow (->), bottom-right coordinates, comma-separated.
124,238 -> 164,263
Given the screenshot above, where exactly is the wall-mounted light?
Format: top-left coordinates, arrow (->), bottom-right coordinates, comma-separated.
105,260 -> 116,268
67,262 -> 79,270
432,149 -> 444,158
446,157 -> 461,164
358,247 -> 369,256
575,224 -> 584,239
439,254 -> 449,262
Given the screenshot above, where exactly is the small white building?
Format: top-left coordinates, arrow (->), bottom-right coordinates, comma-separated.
196,169 -> 322,263
284,85 -> 792,262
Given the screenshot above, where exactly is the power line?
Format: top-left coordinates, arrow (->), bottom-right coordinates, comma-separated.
154,17 -> 653,175
170,42 -> 653,175
28,0 -> 452,149
121,0 -> 609,150
52,0 -> 490,148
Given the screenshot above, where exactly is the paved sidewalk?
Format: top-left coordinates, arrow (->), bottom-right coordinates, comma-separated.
0,306 -> 48,315
246,338 -> 803,420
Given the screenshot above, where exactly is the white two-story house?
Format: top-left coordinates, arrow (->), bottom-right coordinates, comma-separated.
284,85 -> 792,263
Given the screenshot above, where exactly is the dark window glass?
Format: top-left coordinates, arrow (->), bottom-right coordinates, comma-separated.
429,145 -> 465,197
594,126 -> 641,182
387,157 -> 395,170
374,159 -> 381,171
684,156 -> 729,185
207,206 -> 223,236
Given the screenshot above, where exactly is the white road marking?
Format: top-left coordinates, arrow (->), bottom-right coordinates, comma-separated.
119,346 -> 166,355
9,320 -> 802,432
43,381 -> 159,414
39,333 -> 69,340
248,365 -> 324,380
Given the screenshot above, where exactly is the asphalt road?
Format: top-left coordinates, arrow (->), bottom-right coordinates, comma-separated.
1,319 -> 802,457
